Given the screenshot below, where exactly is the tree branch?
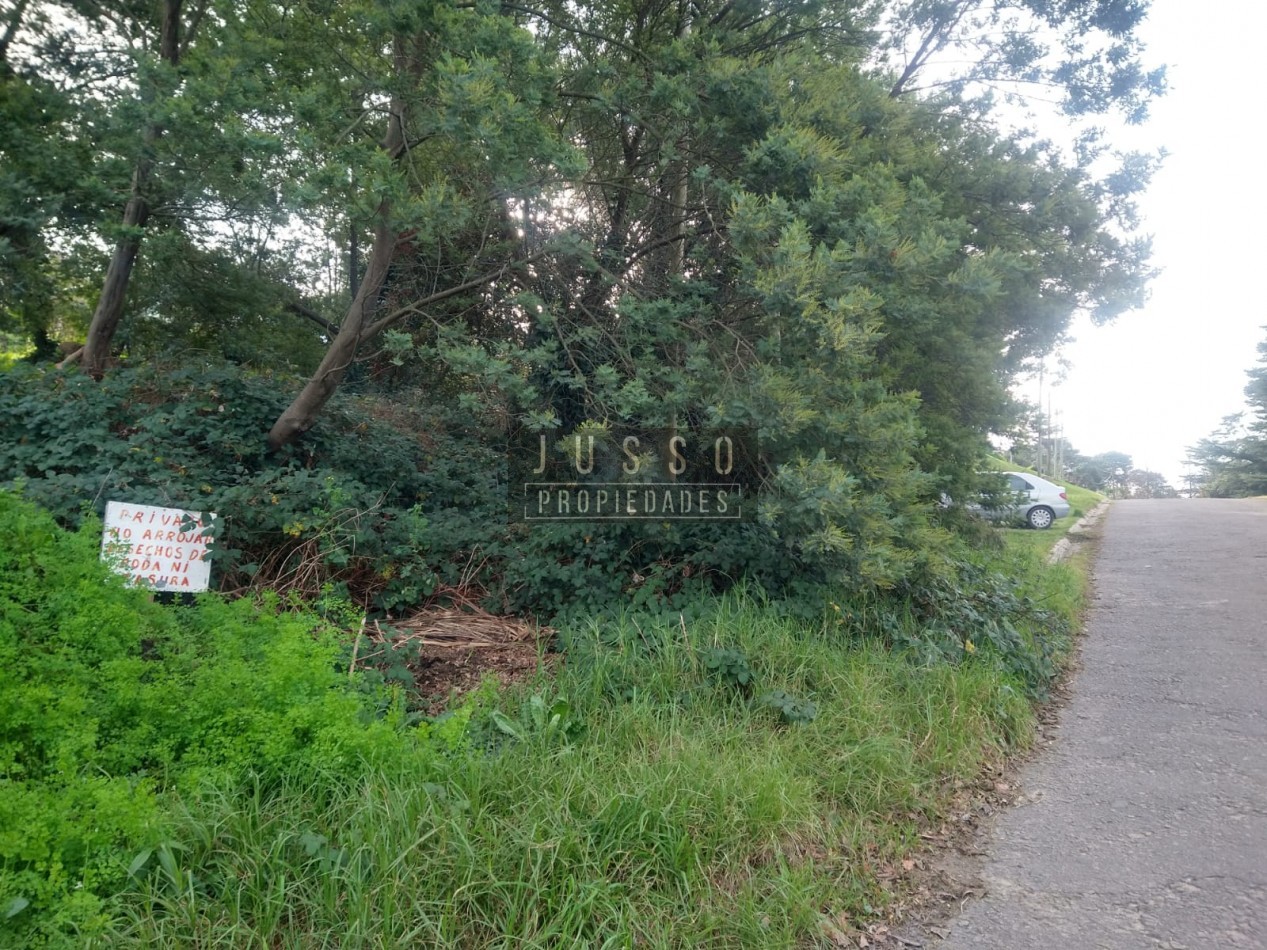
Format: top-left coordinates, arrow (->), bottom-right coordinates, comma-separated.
620,224 -> 722,275
0,0 -> 32,68
285,301 -> 341,336
179,0 -> 209,58
889,0 -> 975,99
499,3 -> 645,61
362,248 -> 553,342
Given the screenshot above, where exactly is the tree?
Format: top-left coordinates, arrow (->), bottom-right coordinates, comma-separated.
3,0 -> 331,372
1189,332 -> 1267,497
2,0 -> 1164,587
79,0 -> 190,376
0,1 -> 108,354
266,0 -> 572,448
1068,450 -> 1132,493
1124,468 -> 1176,498
368,0 -> 953,587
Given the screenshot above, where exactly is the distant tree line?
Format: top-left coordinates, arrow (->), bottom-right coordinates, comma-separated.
1009,436 -> 1178,498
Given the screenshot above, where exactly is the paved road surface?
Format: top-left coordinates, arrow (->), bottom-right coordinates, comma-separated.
939,498 -> 1267,950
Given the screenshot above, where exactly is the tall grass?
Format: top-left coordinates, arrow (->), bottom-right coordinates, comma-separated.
109,596 -> 1036,949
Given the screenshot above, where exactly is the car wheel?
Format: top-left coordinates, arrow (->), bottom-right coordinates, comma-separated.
1027,506 -> 1055,529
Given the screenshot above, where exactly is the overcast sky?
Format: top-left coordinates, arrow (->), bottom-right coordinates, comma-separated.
1027,0 -> 1267,487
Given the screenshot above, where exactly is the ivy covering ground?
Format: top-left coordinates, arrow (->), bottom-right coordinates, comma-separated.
0,361 -> 947,621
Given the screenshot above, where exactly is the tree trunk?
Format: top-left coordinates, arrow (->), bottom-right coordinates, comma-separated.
266,215 -> 397,449
267,221 -> 544,448
348,204 -> 361,301
82,183 -> 150,377
81,0 -> 183,378
267,29 -> 546,449
268,58 -> 410,450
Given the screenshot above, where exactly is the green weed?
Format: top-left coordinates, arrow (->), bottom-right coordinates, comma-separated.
1,494 -> 1088,948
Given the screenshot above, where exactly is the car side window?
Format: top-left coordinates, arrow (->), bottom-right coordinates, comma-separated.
1007,475 -> 1031,491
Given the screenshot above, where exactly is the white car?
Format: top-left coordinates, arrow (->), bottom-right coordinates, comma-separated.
975,472 -> 1072,529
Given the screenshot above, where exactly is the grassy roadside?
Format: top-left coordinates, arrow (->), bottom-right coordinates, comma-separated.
2,495 -> 1092,948
116,615 -> 1034,948
110,570 -> 1082,948
989,460 -> 1106,561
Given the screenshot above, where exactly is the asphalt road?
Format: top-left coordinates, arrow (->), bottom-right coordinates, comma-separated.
939,498 -> 1267,950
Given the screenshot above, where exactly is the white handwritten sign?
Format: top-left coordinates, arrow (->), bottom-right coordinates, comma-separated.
101,501 -> 218,592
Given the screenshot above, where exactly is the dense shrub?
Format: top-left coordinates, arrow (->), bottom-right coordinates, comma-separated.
0,362 -> 912,621
0,362 -> 446,612
886,558 -> 1073,699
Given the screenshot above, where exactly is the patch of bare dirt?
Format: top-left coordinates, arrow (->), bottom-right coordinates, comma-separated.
354,602 -> 556,713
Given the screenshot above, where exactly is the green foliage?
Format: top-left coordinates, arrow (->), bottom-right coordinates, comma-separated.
364,635 -> 424,692
888,558 -> 1071,699
0,493 -> 438,945
0,490 -> 1088,945
4,0 -> 1159,606
739,63 -> 1152,489
0,23 -> 106,348
483,692 -> 586,748
755,688 -> 817,725
881,0 -> 1165,123
1,359 -> 928,620
0,362 -> 439,612
1,0 -> 1147,938
702,646 -> 755,691
108,592 -> 1037,948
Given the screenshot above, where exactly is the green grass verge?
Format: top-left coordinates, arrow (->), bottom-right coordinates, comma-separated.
2,494 -> 1088,948
111,614 -> 1034,949
1059,482 -> 1103,519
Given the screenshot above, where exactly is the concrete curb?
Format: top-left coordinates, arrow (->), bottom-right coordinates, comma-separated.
1045,500 -> 1110,565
